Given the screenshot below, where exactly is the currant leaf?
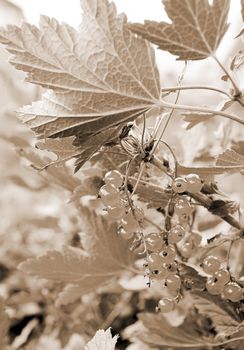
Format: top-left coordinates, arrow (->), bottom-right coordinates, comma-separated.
177,154 -> 244,178
216,149 -> 244,171
242,0 -> 244,21
128,0 -> 230,60
182,112 -> 214,130
132,181 -> 171,209
0,0 -> 160,170
136,311 -> 230,348
18,208 -> 135,305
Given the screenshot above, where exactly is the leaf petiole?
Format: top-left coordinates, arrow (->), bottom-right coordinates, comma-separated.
160,100 -> 244,125
213,54 -> 241,97
161,84 -> 233,99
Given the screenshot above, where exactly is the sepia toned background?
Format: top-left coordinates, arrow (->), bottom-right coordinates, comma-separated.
0,0 -> 243,349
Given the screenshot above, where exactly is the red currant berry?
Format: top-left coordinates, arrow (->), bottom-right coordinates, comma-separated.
165,274 -> 181,291
122,219 -> 140,233
174,198 -> 194,216
157,298 -> 175,313
213,269 -> 230,286
202,256 -> 221,274
145,233 -> 163,252
223,282 -> 243,302
107,204 -> 126,221
164,261 -> 178,274
104,170 -> 124,187
121,212 -> 140,232
158,245 -> 176,263
172,177 -> 188,193
180,240 -> 193,259
147,253 -> 164,270
99,184 -> 121,206
152,265 -> 169,280
168,225 -> 185,244
185,173 -> 203,193
206,277 -> 224,295
118,228 -> 134,240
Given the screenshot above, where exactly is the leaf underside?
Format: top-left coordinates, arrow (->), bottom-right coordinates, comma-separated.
128,0 -> 230,60
0,0 -> 160,170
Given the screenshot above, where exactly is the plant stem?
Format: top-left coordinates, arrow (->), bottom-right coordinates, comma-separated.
151,157 -> 242,230
161,85 -> 232,99
213,55 -> 240,96
151,155 -> 173,179
160,100 -> 244,125
151,63 -> 186,157
190,192 -> 241,230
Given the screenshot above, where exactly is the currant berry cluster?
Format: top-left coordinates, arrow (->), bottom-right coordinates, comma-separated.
174,196 -> 195,227
99,170 -> 126,220
143,232 -> 182,313
202,255 -> 243,302
144,220 -> 203,312
172,173 -> 203,194
99,169 -> 144,240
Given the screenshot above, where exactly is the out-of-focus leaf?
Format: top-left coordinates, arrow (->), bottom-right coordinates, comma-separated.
16,147 -> 81,192
242,0 -> 244,21
137,312 -> 214,348
192,294 -> 244,337
182,112 -> 214,130
128,0 -> 230,60
0,133 -> 30,148
7,175 -> 39,191
0,0 -> 160,170
132,181 -> 171,209
85,328 -> 118,350
216,149 -> 244,170
177,157 -> 244,178
36,137 -> 81,163
19,208 -> 135,305
69,176 -> 103,202
0,298 -> 9,349
192,290 -> 241,323
178,263 -> 206,291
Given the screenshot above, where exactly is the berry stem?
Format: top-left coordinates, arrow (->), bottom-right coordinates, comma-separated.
150,155 -> 174,179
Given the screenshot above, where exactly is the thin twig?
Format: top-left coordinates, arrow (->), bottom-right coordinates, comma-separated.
160,100 -> 244,125
141,113 -> 146,148
161,84 -> 233,99
131,162 -> 146,196
213,55 -> 240,96
151,63 -> 187,157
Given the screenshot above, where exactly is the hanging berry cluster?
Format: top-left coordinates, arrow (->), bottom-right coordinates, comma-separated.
96,121 -> 243,314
